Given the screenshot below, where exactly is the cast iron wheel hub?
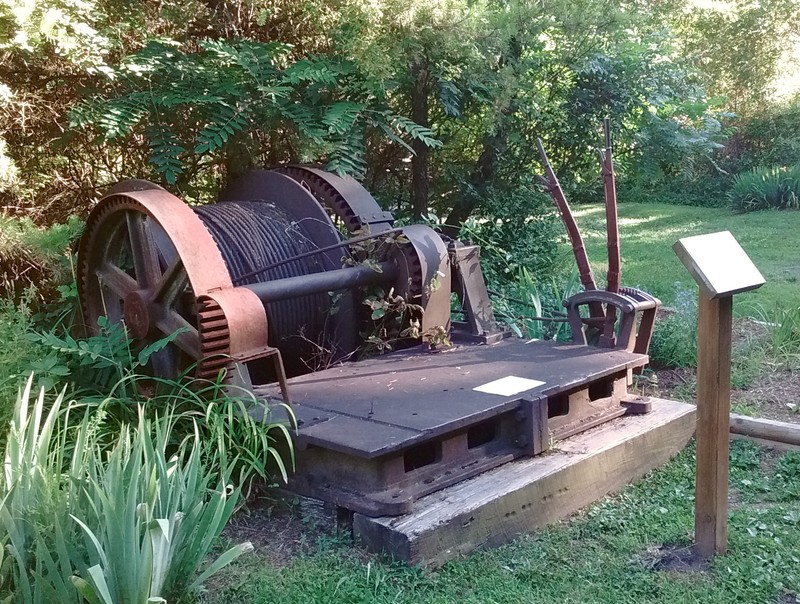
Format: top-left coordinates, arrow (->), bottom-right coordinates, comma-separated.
123,290 -> 151,340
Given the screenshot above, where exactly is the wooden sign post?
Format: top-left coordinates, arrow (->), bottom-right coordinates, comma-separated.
673,231 -> 765,559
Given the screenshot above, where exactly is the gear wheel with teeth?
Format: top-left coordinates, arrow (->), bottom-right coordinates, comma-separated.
77,183 -> 236,380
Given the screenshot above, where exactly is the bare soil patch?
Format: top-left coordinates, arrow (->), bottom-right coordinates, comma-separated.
642,366 -> 800,425
221,494 -> 346,568
632,543 -> 710,574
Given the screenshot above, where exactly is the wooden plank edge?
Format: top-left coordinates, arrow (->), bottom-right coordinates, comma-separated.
730,433 -> 800,451
354,399 -> 696,567
730,413 -> 800,446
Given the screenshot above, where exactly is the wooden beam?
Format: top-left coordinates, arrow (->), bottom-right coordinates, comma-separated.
730,414 -> 800,446
353,399 -> 696,567
694,292 -> 733,559
730,433 -> 800,452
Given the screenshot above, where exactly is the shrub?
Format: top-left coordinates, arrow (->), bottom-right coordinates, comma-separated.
722,101 -> 800,173
762,305 -> 800,364
0,215 -> 83,306
728,164 -> 800,212
457,180 -> 561,288
649,283 -> 698,368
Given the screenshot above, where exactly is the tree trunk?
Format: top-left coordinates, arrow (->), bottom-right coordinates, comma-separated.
443,37 -> 520,237
410,59 -> 430,221
443,131 -> 506,238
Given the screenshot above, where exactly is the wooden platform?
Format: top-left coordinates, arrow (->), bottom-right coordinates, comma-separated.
269,339 -> 648,457
352,397 -> 696,567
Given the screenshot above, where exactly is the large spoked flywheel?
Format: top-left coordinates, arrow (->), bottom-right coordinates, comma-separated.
77,184 -> 233,380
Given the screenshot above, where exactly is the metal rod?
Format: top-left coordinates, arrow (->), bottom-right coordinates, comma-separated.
232,227 -> 407,285
536,139 -> 598,293
536,138 -> 604,324
599,118 -> 621,347
600,118 -> 620,294
243,261 -> 397,303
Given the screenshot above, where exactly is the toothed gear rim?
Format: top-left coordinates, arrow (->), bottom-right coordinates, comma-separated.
277,165 -> 394,234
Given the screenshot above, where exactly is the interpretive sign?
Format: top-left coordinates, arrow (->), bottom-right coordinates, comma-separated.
674,230 -> 765,560
673,231 -> 765,299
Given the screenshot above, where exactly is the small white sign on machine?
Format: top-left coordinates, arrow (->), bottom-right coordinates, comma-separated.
473,375 -> 545,397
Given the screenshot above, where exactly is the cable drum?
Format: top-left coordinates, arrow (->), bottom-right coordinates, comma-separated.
194,200 -> 336,375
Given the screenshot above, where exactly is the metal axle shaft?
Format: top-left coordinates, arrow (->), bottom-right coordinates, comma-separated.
243,261 -> 397,303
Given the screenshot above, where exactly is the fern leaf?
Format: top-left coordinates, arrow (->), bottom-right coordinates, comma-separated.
322,102 -> 363,135
146,126 -> 185,185
195,104 -> 251,154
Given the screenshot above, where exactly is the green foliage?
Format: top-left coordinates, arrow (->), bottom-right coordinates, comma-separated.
0,292 -> 61,432
0,376 -> 256,602
723,100 -> 800,172
0,215 -> 83,305
97,375 -> 296,491
69,407 -> 250,603
73,39 -> 440,186
486,268 -> 577,342
674,0 -> 800,114
27,315 -> 187,393
762,305 -> 800,363
457,181 -> 561,288
361,287 -> 424,353
0,376 -> 79,603
650,284 -> 698,368
728,164 -> 800,212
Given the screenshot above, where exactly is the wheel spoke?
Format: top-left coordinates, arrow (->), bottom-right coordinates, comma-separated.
126,212 -> 161,289
155,312 -> 201,360
152,258 -> 188,306
149,347 -> 178,381
96,263 -> 138,298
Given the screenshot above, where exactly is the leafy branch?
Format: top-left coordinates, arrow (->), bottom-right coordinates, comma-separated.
72,40 -> 442,183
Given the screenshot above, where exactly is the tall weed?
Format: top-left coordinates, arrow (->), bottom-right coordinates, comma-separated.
488,267 -> 577,341
650,283 -> 698,368
761,305 -> 800,365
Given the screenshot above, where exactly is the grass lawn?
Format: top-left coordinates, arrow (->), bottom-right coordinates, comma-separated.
572,203 -> 800,315
202,441 -> 800,604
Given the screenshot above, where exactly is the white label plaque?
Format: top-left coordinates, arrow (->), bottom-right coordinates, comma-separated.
473,376 -> 545,397
673,231 -> 765,299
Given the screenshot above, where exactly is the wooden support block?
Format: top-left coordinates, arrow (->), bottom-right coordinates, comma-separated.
730,414 -> 800,447
353,398 -> 696,567
694,293 -> 732,559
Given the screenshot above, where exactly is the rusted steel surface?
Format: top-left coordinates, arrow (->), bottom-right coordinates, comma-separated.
536,138 -> 598,293
244,262 -> 396,303
449,243 -> 507,343
600,119 -> 621,295
78,185 -> 233,378
392,224 -> 452,338
599,119 -> 621,347
564,286 -> 660,356
278,165 -> 395,233
257,338 -> 648,516
195,287 -> 290,401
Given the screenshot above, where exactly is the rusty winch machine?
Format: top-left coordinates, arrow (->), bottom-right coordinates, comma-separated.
78,150 -> 659,518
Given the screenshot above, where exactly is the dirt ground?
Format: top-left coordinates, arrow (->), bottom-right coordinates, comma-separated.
640,316 -> 800,425
641,365 -> 800,425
